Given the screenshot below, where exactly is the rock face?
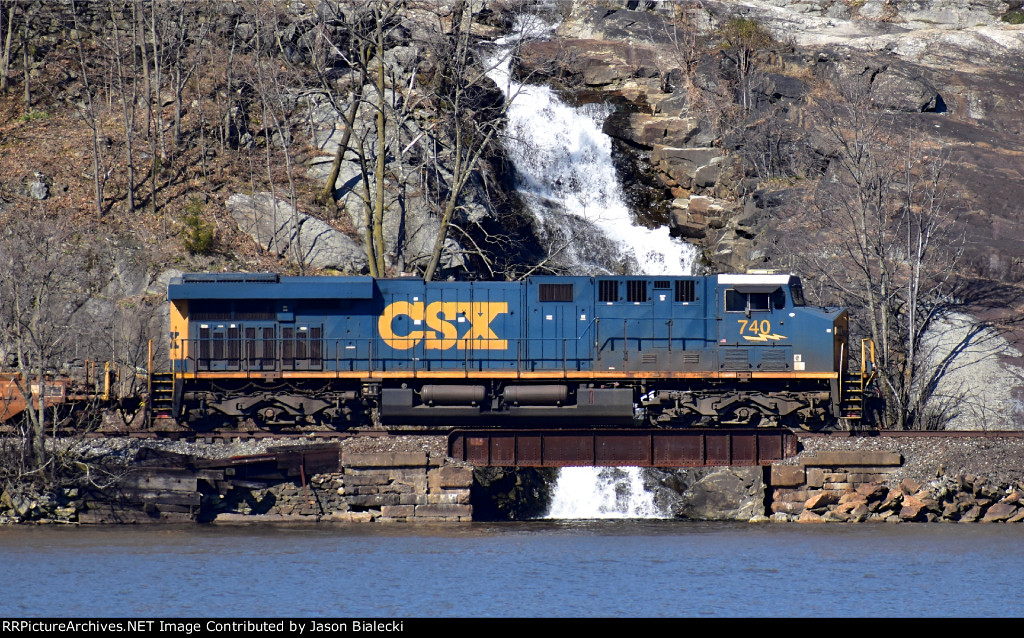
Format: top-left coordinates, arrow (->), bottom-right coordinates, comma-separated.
297,4 -> 511,278
226,193 -> 367,273
508,1 -> 1024,428
472,467 -> 558,521
646,467 -> 766,520
304,151 -> 462,274
537,2 -> 1024,271
25,171 -> 50,200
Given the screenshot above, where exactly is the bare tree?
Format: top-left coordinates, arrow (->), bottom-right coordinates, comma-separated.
95,294 -> 162,427
800,90 -> 985,430
421,0 -> 509,281
20,5 -> 29,107
362,0 -> 407,277
68,4 -> 109,218
247,0 -> 308,272
718,17 -> 774,115
108,0 -> 140,214
0,3 -> 15,94
317,0 -> 411,277
0,207 -> 104,473
161,2 -> 210,149
312,3 -> 370,210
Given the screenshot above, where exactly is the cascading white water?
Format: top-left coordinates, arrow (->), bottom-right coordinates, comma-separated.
486,20 -> 697,277
545,467 -> 668,519
487,17 -> 694,519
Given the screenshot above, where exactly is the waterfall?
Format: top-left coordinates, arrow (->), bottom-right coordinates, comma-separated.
485,19 -> 697,277
487,17 -> 694,518
544,467 -> 668,519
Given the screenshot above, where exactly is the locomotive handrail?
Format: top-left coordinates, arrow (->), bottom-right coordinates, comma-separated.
861,338 -> 877,385
171,323 -> 702,378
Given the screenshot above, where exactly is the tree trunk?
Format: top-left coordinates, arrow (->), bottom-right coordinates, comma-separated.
151,4 -> 167,162
21,18 -> 29,108
316,79 -> 364,208
372,19 -> 387,276
1,6 -> 14,94
359,137 -> 379,277
110,0 -> 137,214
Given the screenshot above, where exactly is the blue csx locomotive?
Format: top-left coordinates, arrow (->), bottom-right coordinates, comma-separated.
165,273 -> 872,430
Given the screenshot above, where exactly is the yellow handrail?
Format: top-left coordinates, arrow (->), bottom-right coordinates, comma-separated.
860,337 -> 876,390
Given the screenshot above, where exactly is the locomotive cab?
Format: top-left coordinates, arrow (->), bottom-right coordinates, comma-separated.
715,273 -> 844,372
667,273 -> 853,429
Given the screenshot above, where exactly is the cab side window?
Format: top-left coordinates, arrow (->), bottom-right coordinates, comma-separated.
749,293 -> 770,311
725,290 -> 783,312
725,289 -> 747,312
771,289 -> 786,310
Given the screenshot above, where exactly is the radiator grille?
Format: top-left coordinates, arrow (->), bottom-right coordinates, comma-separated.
722,349 -> 751,370
759,349 -> 788,371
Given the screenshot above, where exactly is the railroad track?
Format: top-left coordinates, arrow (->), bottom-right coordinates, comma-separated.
794,429 -> 1024,439
37,426 -> 1024,444
75,429 -> 386,443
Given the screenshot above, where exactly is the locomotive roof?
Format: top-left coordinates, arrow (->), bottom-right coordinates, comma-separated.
168,274 -> 375,299
716,273 -> 793,285
168,272 -> 802,300
717,273 -> 794,293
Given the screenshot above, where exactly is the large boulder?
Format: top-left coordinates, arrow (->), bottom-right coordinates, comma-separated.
226,193 -> 367,272
647,466 -> 766,520
650,145 -> 723,189
869,66 -> 941,112
603,112 -> 702,149
564,7 -> 677,43
305,91 -> 472,274
815,53 -> 942,112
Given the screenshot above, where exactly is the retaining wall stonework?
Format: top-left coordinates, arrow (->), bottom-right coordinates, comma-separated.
211,452 -> 473,523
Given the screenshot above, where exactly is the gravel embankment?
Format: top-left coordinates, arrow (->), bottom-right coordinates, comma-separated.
75,434 -> 448,465
789,434 -> 1024,486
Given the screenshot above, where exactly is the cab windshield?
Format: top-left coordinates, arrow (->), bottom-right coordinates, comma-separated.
790,280 -> 806,306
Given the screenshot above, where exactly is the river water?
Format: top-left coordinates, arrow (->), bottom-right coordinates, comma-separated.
1,522 -> 1021,618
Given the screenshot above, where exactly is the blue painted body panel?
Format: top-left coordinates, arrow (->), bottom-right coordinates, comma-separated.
168,274 -> 844,377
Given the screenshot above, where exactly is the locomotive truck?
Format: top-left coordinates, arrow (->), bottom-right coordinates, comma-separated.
161,272 -> 874,430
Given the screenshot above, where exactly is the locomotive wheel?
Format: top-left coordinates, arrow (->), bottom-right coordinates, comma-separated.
785,413 -> 825,432
718,406 -> 763,428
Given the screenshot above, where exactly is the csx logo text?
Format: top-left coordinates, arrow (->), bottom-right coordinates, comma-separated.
378,301 -> 508,350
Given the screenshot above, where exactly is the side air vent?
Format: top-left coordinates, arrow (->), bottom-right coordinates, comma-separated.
722,349 -> 751,371
539,283 -> 574,302
675,279 -> 696,302
759,349 -> 788,371
627,280 -> 648,302
599,280 -> 619,302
